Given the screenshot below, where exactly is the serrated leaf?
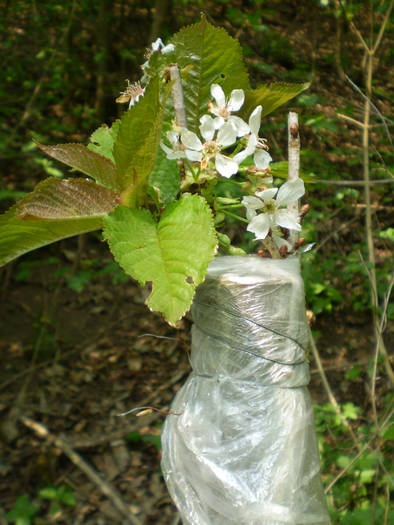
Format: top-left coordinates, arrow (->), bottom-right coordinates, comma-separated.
0,202 -> 104,267
171,16 -> 249,133
148,148 -> 180,207
18,178 -> 119,219
113,77 -> 166,204
242,82 -> 310,119
37,143 -> 120,192
103,193 -> 217,324
87,120 -> 120,163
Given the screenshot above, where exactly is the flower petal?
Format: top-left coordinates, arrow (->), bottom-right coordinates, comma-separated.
181,130 -> 203,151
160,142 -> 185,160
254,149 -> 272,169
160,142 -> 173,158
276,178 -> 305,207
248,105 -> 262,136
247,213 -> 271,240
233,134 -> 257,164
246,133 -> 258,154
213,116 -> 225,129
255,188 -> 278,201
228,116 -> 250,137
227,89 -> 245,112
151,38 -> 164,51
242,195 -> 264,210
199,115 -> 215,141
215,154 -> 238,178
275,209 -> 301,231
185,149 -> 203,162
211,84 -> 226,109
167,130 -> 179,147
272,234 -> 293,251
217,122 -> 237,148
161,43 -> 175,54
245,208 -> 257,221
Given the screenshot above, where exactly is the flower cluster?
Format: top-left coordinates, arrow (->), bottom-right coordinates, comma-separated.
161,84 -> 272,179
126,70 -> 306,254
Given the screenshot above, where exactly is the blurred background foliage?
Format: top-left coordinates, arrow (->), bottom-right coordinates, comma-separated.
0,0 -> 393,524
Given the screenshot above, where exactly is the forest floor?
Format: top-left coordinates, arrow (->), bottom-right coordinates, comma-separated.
0,236 -> 389,525
0,1 -> 393,523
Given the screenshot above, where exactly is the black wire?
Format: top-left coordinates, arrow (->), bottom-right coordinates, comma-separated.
192,300 -> 307,366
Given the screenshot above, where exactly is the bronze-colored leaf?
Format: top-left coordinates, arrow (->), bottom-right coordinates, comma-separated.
37,143 -> 121,192
18,178 -> 119,220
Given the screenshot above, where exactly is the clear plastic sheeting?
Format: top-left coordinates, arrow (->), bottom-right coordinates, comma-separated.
161,255 -> 330,525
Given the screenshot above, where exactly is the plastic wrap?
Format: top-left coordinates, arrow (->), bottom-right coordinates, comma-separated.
161,255 -> 330,525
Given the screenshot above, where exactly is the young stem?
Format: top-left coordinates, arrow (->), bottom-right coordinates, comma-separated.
185,159 -> 198,181
216,204 -> 243,210
262,237 -> 280,259
222,210 -> 248,224
169,65 -> 187,129
288,112 -> 301,246
358,11 -> 394,386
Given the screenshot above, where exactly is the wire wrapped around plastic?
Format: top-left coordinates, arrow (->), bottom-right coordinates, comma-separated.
161,255 -> 330,525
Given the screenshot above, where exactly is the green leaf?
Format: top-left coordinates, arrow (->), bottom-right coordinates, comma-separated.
113,77 -> 167,203
6,495 -> 37,524
343,506 -> 393,525
270,161 -> 315,183
382,423 -> 394,441
341,402 -> 361,421
336,455 -> 352,469
0,194 -> 105,267
172,15 -> 249,133
18,178 -> 119,219
61,491 -> 76,507
344,364 -> 361,381
37,143 -> 120,192
242,82 -> 310,119
148,148 -> 180,207
87,120 -> 120,163
359,469 -> 375,484
0,176 -> 118,266
126,431 -> 162,450
103,193 -> 217,324
379,227 -> 394,243
39,487 -> 57,500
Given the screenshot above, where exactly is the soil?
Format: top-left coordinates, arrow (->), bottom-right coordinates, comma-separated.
0,234 -> 388,525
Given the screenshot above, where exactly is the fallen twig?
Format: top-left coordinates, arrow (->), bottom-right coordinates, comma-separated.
21,417 -> 141,525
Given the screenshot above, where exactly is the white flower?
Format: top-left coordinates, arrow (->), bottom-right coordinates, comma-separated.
209,84 -> 249,137
234,105 -> 272,169
160,130 -> 186,160
180,119 -> 239,178
242,178 -> 305,240
151,37 -> 175,55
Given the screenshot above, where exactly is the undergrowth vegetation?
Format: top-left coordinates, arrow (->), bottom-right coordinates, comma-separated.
0,1 -> 392,523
